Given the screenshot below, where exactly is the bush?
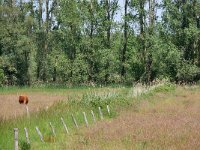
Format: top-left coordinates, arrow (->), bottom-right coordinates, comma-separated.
176,61 -> 200,83
0,69 -> 5,86
19,141 -> 31,150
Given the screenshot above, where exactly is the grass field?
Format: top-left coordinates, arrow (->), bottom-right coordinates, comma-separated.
0,84 -> 200,149
0,86 -> 123,119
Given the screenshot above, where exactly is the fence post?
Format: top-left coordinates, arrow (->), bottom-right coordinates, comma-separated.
49,122 -> 56,136
14,111 -> 16,119
35,126 -> 44,143
83,112 -> 89,127
61,117 -> 69,134
25,105 -> 30,118
106,105 -> 111,116
14,128 -> 18,150
71,114 -> 79,128
98,107 -> 103,120
91,110 -> 96,123
24,128 -> 30,144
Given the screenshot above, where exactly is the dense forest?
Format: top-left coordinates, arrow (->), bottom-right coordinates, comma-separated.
0,0 -> 200,86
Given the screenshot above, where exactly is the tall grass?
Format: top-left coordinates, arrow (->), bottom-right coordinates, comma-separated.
0,83 -> 175,149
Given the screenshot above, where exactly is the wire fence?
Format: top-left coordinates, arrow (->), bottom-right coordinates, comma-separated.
13,105 -> 111,150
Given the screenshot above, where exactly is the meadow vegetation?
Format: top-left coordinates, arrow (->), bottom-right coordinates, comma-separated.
1,1 -> 200,149
0,83 -> 180,150
0,85 -> 128,149
1,83 -> 200,149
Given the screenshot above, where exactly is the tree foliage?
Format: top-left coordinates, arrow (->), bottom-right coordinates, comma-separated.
0,0 -> 200,86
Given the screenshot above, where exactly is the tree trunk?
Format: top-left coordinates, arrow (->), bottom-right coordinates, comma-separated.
12,0 -> 15,7
36,0 -> 43,80
46,0 -> 49,34
138,0 -> 146,82
38,0 -> 43,30
53,56 -> 57,82
194,0 -> 200,66
121,0 -> 128,79
149,0 -> 155,34
30,0 -> 34,17
42,0 -> 50,82
29,0 -> 34,34
104,0 -> 111,83
144,0 -> 155,83
88,0 -> 94,82
139,1 -> 144,35
106,0 -> 111,48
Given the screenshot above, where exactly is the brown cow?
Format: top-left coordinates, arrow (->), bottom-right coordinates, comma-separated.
19,95 -> 29,104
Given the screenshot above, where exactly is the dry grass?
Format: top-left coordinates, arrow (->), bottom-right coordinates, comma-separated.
0,87 -> 122,119
69,86 -> 200,150
0,93 -> 67,119
1,85 -> 200,149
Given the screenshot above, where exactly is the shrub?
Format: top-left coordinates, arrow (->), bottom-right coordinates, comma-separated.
176,61 -> 200,83
0,69 -> 5,86
19,140 -> 31,150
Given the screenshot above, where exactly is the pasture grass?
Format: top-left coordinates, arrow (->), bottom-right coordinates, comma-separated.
77,84 -> 200,150
0,83 -> 128,94
0,83 -> 175,149
0,86 -> 91,94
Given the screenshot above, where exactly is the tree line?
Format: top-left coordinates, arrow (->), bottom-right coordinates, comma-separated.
0,0 -> 200,86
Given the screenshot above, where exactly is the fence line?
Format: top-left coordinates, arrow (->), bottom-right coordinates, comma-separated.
61,117 -> 69,134
14,105 -> 111,148
98,107 -> 103,120
49,122 -> 56,136
106,105 -> 111,116
24,127 -> 30,144
83,112 -> 89,127
14,128 -> 18,150
91,110 -> 96,123
25,106 -> 30,118
35,126 -> 44,143
71,114 -> 79,128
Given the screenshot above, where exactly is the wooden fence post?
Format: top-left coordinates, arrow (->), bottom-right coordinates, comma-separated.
24,128 -> 30,144
49,122 -> 56,136
35,126 -> 44,143
14,111 -> 16,119
106,105 -> 110,116
14,128 -> 18,150
71,114 -> 79,128
98,107 -> 103,120
61,117 -> 69,134
91,110 -> 96,123
25,105 -> 30,118
83,112 -> 89,127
